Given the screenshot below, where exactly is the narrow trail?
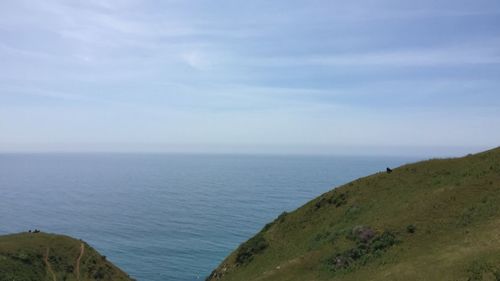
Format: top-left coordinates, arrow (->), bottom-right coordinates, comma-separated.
75,243 -> 84,281
44,247 -> 57,281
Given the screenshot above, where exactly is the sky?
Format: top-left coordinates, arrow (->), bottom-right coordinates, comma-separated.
1,0 -> 499,156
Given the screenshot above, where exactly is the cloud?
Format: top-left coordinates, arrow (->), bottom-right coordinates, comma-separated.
0,0 -> 499,153
238,44 -> 500,68
180,51 -> 211,70
0,86 -> 90,102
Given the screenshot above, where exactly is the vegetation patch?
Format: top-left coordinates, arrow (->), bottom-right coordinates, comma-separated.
235,233 -> 269,265
262,211 -> 289,232
309,230 -> 339,251
344,205 -> 361,217
466,261 -> 500,281
406,224 -> 416,233
207,147 -> 500,281
315,192 -> 348,210
277,211 -> 288,223
329,227 -> 398,271
0,232 -> 134,281
457,198 -> 499,227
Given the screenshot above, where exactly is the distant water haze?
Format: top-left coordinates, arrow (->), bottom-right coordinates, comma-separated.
0,153 -> 418,280
0,143 -> 491,158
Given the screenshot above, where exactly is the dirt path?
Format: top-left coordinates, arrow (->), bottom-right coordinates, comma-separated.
75,243 -> 84,281
44,247 -> 57,281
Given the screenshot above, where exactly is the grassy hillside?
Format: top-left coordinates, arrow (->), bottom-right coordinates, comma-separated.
0,232 -> 134,281
207,147 -> 500,281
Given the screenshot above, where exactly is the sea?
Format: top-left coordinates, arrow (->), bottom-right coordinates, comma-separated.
0,153 -> 418,280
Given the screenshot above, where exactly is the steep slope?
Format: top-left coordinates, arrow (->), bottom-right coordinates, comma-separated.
207,147 -> 500,281
0,232 -> 134,281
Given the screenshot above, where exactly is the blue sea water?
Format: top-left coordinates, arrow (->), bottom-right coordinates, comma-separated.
0,153 -> 418,280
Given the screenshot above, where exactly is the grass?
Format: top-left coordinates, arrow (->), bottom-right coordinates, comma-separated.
207,146 -> 500,281
0,232 -> 134,281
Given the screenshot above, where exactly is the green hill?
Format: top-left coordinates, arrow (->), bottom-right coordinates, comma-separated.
0,232 -> 134,281
207,147 -> 500,281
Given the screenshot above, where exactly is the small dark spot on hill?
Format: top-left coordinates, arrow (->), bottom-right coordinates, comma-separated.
406,224 -> 416,233
277,211 -> 288,223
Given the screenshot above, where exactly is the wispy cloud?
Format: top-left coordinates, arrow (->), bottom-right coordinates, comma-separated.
180,51 -> 212,70
238,44 -> 500,68
0,86 -> 92,102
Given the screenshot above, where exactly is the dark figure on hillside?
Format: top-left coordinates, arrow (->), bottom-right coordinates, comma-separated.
386,167 -> 393,174
28,230 -> 31,233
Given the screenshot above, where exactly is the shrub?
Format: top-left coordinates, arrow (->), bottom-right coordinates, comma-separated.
262,222 -> 273,232
329,192 -> 348,207
277,211 -> 288,223
261,211 -> 288,232
371,231 -> 397,251
494,270 -> 500,281
332,255 -> 351,269
467,261 -> 493,281
330,228 -> 398,271
406,224 -> 416,233
65,264 -> 74,273
315,198 -> 327,209
92,266 -> 106,279
235,234 -> 268,265
314,192 -> 348,210
354,226 -> 375,243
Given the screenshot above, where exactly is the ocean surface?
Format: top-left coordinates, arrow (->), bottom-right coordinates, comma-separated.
0,153 -> 418,280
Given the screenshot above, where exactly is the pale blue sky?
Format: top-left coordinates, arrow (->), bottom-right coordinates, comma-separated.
1,0 -> 499,155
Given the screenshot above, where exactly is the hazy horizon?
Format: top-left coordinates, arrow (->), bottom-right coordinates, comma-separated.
0,143 -> 494,158
1,0 -> 499,155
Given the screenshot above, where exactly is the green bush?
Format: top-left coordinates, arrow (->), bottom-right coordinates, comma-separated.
371,232 -> 397,251
406,224 -> 416,233
329,192 -> 348,207
277,211 -> 288,223
261,211 -> 289,233
235,234 -> 269,265
330,229 -> 398,271
314,192 -> 348,210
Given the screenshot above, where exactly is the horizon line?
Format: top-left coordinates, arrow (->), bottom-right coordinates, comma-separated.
0,145 -> 494,158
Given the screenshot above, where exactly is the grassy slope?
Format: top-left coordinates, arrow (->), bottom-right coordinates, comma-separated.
208,147 -> 500,281
0,232 -> 134,281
